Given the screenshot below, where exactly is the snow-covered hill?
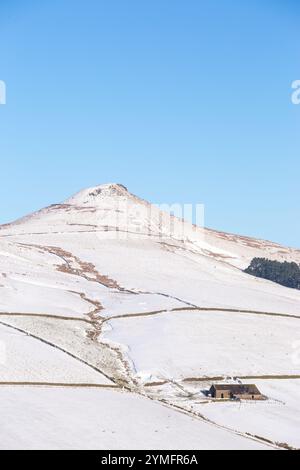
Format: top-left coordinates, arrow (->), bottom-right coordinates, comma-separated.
0,183 -> 299,450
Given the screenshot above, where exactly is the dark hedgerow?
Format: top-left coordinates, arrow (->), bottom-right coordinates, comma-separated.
244,258 -> 300,290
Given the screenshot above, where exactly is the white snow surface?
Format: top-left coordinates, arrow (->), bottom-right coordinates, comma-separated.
105,310 -> 300,381
0,387 -> 269,450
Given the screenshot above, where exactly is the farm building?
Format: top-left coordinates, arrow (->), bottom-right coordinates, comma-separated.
209,384 -> 264,400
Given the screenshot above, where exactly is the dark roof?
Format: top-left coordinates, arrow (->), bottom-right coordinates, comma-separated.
210,384 -> 261,395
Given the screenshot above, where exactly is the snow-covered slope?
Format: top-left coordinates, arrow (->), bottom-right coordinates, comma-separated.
0,183 -> 299,450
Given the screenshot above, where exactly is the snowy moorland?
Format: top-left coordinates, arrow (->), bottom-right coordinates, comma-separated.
0,183 -> 299,450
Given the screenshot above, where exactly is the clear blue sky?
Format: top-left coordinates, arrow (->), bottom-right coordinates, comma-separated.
0,0 -> 299,247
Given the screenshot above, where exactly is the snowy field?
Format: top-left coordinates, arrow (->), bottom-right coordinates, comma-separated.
105,310 -> 300,380
196,379 -> 300,449
1,234 -> 299,320
0,324 -> 111,384
0,316 -> 129,387
0,387 -> 270,450
22,234 -> 300,315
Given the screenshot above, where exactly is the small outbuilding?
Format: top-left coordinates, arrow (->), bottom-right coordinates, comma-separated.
209,384 -> 264,400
